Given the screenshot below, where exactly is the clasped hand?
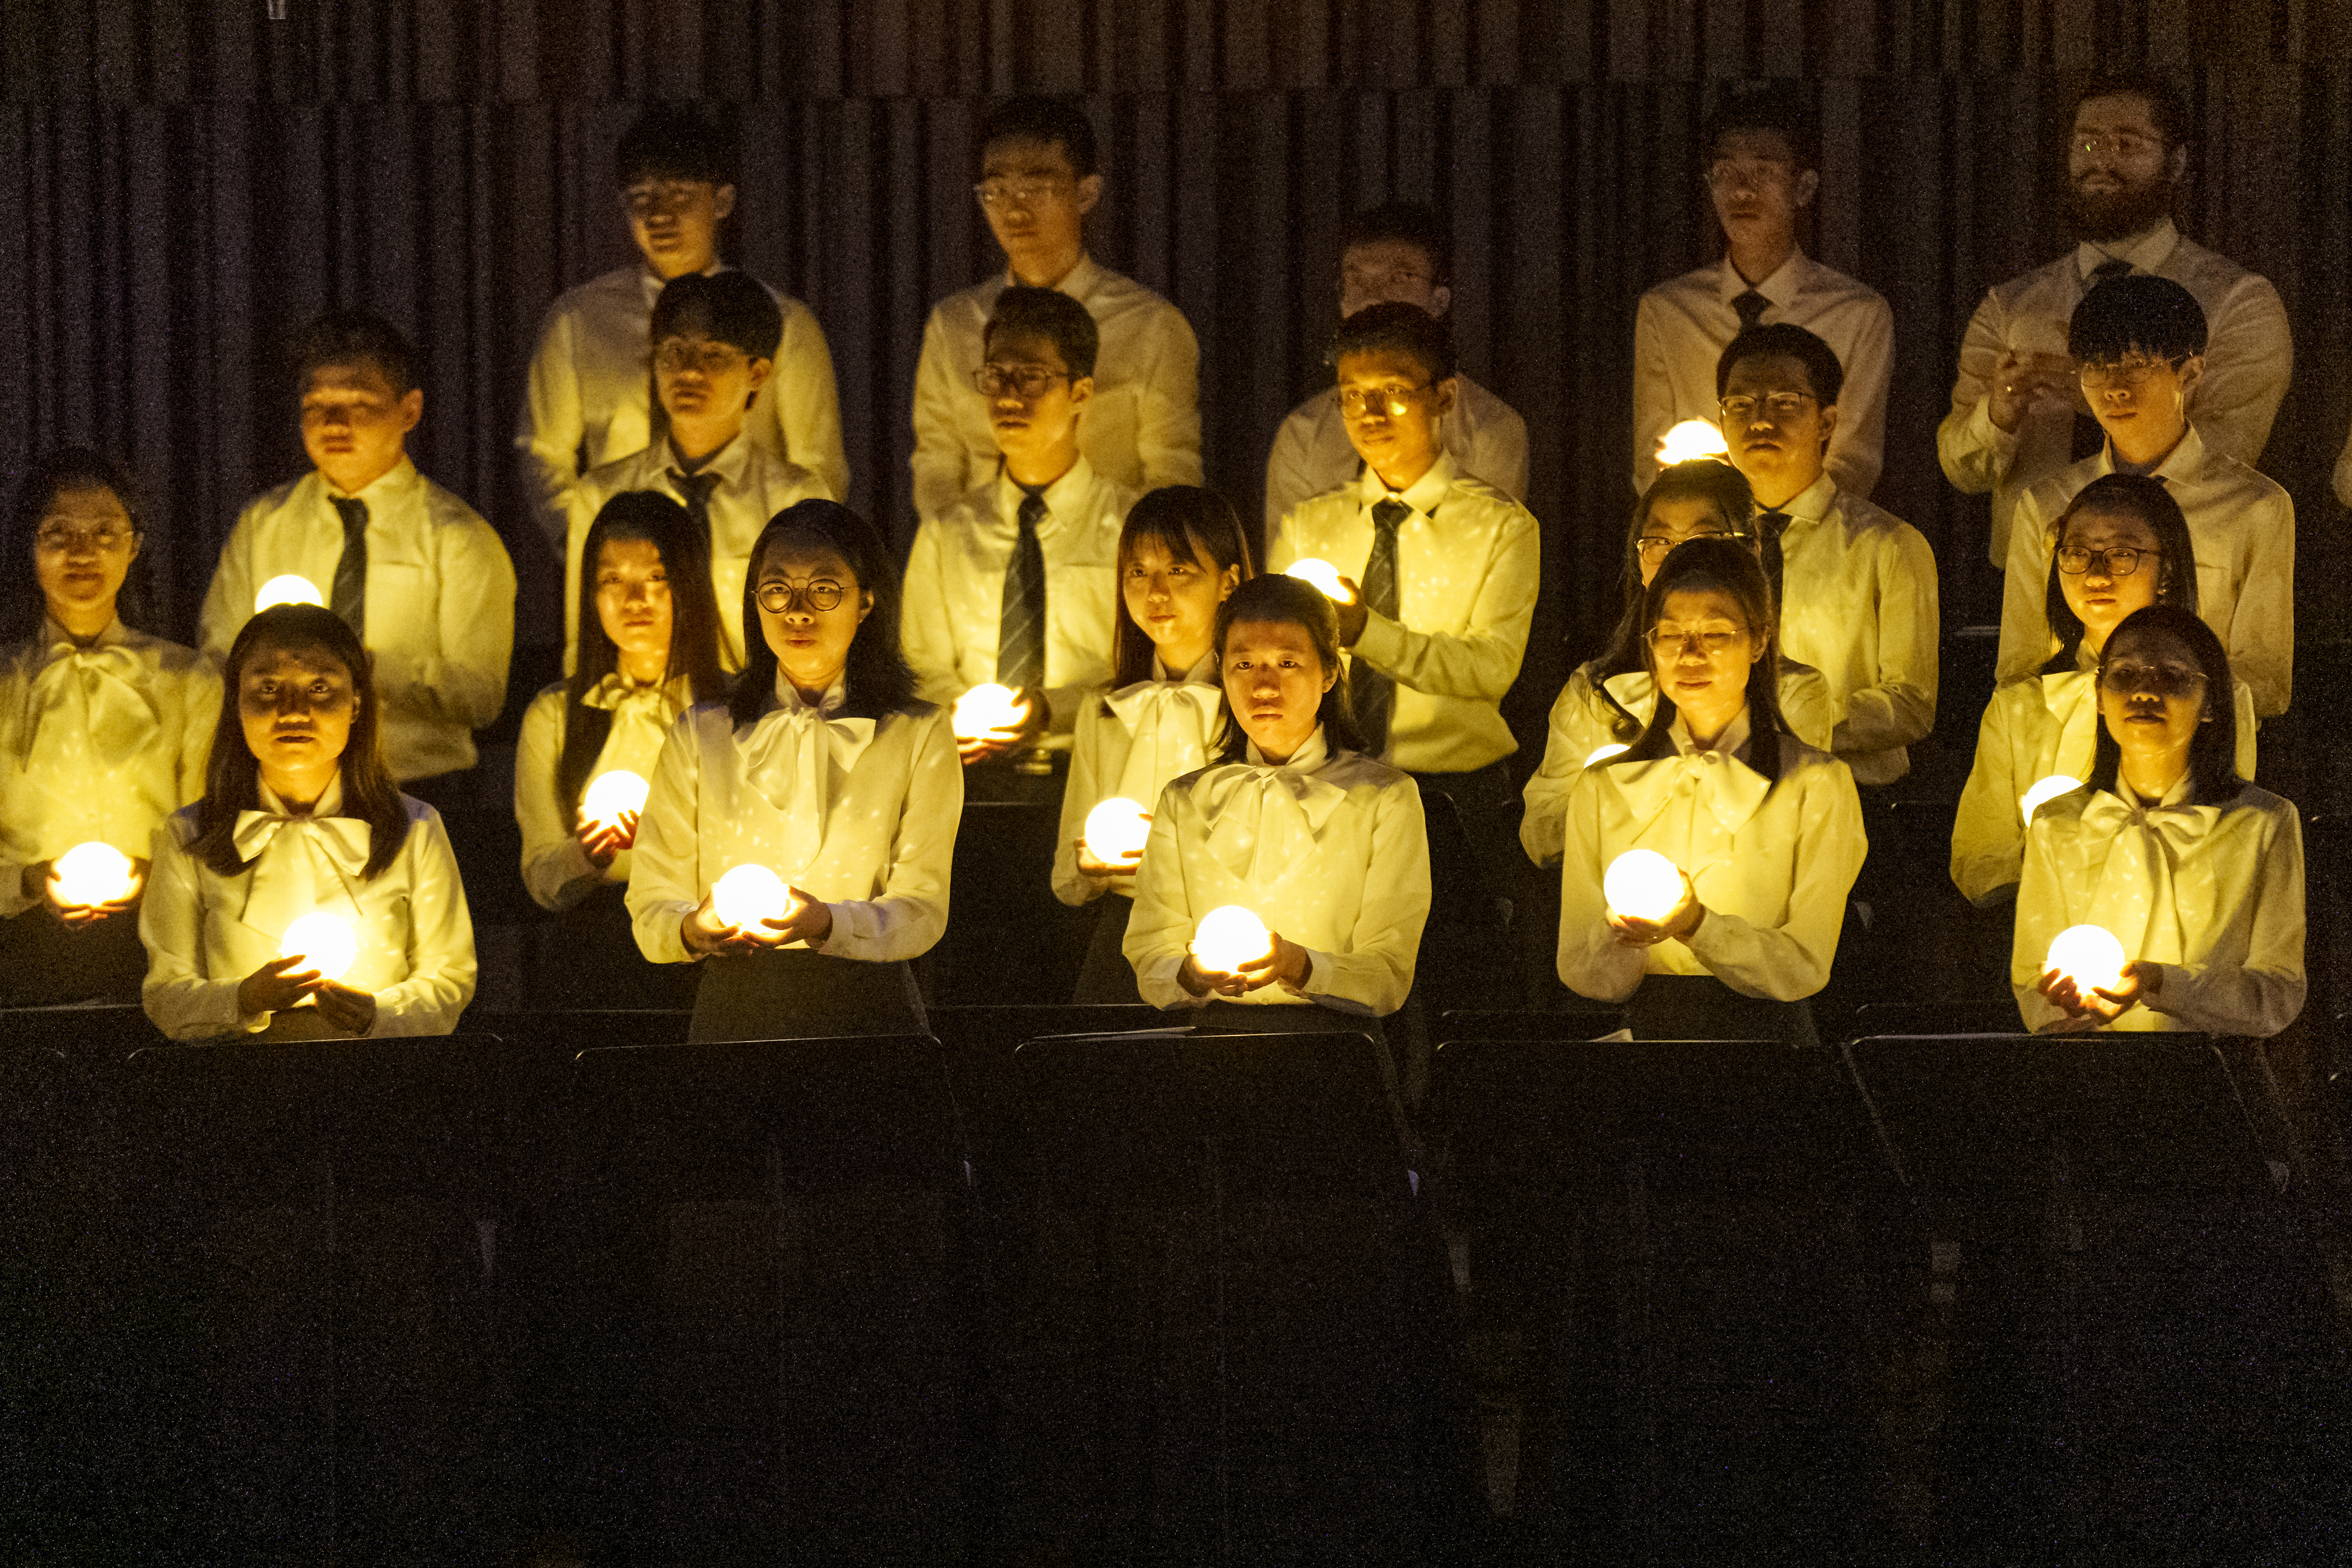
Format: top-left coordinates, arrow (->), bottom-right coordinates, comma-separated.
576,808 -> 640,870
957,687 -> 1047,764
1606,866 -> 1705,949
1180,930 -> 1310,998
27,856 -> 150,928
1987,348 -> 2088,432
1073,827 -> 1146,889
683,886 -> 833,956
237,955 -> 378,1035
2033,960 -> 2158,1032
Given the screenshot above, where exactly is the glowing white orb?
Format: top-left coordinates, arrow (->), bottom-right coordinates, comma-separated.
581,768 -> 650,829
1603,848 -> 1684,923
279,912 -> 358,982
255,575 -> 326,612
1285,558 -> 1354,603
711,863 -> 790,931
952,683 -> 1028,740
2046,923 -> 2128,996
1192,904 -> 1272,974
52,842 -> 134,907
2019,774 -> 2081,825
1656,419 -> 1731,467
1584,743 -> 1631,768
1082,797 -> 1151,862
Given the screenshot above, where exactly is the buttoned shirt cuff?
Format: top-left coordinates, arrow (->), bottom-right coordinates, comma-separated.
2136,962 -> 2184,1019
1963,396 -> 2017,466
644,902 -> 700,964
544,838 -> 606,912
1351,611 -> 1408,675
1293,946 -> 1332,998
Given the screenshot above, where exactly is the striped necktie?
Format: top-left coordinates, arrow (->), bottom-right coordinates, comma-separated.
1350,496 -> 1409,757
997,489 -> 1049,691
329,496 -> 368,637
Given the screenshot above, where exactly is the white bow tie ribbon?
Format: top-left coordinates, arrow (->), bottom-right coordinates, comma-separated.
1105,679 -> 1223,809
1615,746 -> 1771,842
20,642 -> 157,771
232,809 -> 374,936
735,705 -> 877,880
2076,791 -> 2222,964
1194,759 -> 1350,888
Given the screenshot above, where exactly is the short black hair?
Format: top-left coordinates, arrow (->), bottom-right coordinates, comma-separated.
984,285 -> 1100,379
1715,321 -> 1844,405
292,309 -> 419,399
977,96 -> 1100,179
1701,85 -> 1818,171
2069,273 -> 2207,366
1341,202 -> 1452,288
650,271 -> 783,361
615,103 -> 734,188
1327,302 -> 1456,385
2073,69 -> 2189,150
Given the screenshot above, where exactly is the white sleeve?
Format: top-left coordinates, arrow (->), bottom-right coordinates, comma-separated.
138,820 -> 267,1041
1556,769 -> 1649,1003
2223,486 -> 2294,718
1828,524 -> 1939,758
897,519 -> 965,708
1473,394 -> 1530,504
380,513 -> 515,734
909,307 -> 969,524
1628,292 -> 1674,495
1132,302 -> 1205,491
762,300 -> 851,505
2141,804 -> 2306,1038
1350,504 -> 1539,701
813,708 -> 963,964
1263,406 -> 1319,544
1291,780 -> 1429,1018
2187,274 -> 2292,472
371,809 -> 477,1037
1936,291 -> 2017,497
198,503 -> 263,665
1052,696 -> 1110,907
1949,687 -> 2029,908
1123,783 -> 1205,1011
624,714 -> 706,966
514,693 -> 601,913
1519,669 -> 1620,870
1823,295 -> 1893,498
1681,760 -> 1867,1000
1996,487 -> 2060,683
517,302 -> 587,556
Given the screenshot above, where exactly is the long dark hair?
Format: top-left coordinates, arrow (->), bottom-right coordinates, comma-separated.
1208,573 -> 1368,763
1109,486 -> 1255,690
189,604 -> 410,881
1587,460 -> 1758,735
2085,604 -> 2244,807
2041,473 -> 2199,675
1615,538 -> 1787,790
3,446 -> 161,642
727,500 -> 919,727
559,491 -> 727,820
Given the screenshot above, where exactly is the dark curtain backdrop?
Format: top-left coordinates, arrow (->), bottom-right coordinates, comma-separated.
2,2 -> 2346,736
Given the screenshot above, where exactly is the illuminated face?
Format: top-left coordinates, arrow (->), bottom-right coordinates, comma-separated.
2079,351 -> 2199,454
2067,94 -> 2182,242
2098,623 -> 2209,767
755,536 -> 871,697
1338,239 -> 1449,319
654,332 -> 772,427
622,176 -> 735,281
982,327 -> 1091,466
1704,129 -> 1817,249
1635,496 -> 1750,588
1721,352 -> 1835,498
239,644 -> 359,783
1334,345 -> 1453,485
31,484 -> 139,626
1122,531 -> 1237,666
1646,586 -> 1762,725
594,536 -> 674,672
2055,503 -> 2163,651
976,136 -> 1099,270
301,360 -> 422,495
1221,617 -> 1334,763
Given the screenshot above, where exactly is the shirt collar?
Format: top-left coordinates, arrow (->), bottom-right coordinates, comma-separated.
39,614 -> 129,654
995,454 -> 1095,529
669,430 -> 751,486
1244,724 -> 1331,771
2095,422 -> 2205,483
1355,449 -> 1457,516
1668,706 -> 1752,763
1774,470 -> 1839,525
2075,218 -> 2180,282
1006,251 -> 1102,300
1718,245 -> 1810,305
323,454 -> 418,507
256,771 -> 347,819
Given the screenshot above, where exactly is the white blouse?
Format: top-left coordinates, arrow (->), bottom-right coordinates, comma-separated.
626,680 -> 963,966
0,619 -> 220,918
1124,725 -> 1430,1018
1949,661 -> 2258,908
139,774 -> 477,1040
1518,658 -> 1838,869
1558,711 -> 1865,1003
2012,780 -> 2303,1037
1051,653 -> 1224,907
512,673 -> 696,912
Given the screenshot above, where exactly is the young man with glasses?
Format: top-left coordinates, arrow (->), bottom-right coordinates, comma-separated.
1263,202 -> 1528,535
909,96 -> 1201,526
1939,69 -> 2290,568
1632,88 -> 1892,498
1995,274 -> 2293,716
518,104 -> 848,557
564,273 -> 826,674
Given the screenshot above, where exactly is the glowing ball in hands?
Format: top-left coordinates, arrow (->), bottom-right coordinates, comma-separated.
1192,904 -> 1272,974
255,575 -> 326,612
279,912 -> 358,982
952,683 -> 1027,740
1584,743 -> 1631,767
581,769 -> 650,830
1655,420 -> 1731,466
1603,849 -> 1684,923
712,864 -> 791,931
1082,797 -> 1151,861
1284,558 -> 1354,603
2046,924 -> 2127,996
52,842 -> 134,907
2019,774 -> 2080,825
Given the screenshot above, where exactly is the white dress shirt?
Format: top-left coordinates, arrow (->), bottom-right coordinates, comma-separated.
1052,653 -> 1224,907
909,255 -> 1202,522
1557,711 -> 1864,1003
1268,453 -> 1539,775
626,685 -> 963,967
1950,658 -> 2258,908
517,262 -> 849,549
199,458 -> 515,783
900,457 -> 1135,735
1773,473 -> 1939,786
0,619 -> 220,917
1994,425 -> 2294,715
2012,778 -> 2303,1037
512,674 -> 696,912
564,434 -> 829,674
1518,657 -> 1838,868
1124,725 -> 1430,1018
1938,220 -> 2292,566
1263,373 -> 1529,538
139,774 -> 477,1040
1633,247 -> 1894,497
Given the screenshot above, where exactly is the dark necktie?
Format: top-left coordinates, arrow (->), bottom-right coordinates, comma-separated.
1756,508 -> 1792,606
1350,497 -> 1409,757
329,496 -> 368,637
672,468 -> 721,539
997,490 -> 1049,692
1732,288 -> 1771,332
2072,258 -> 2135,461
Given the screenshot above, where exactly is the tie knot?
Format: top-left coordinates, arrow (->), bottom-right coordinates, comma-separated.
331,496 -> 368,538
1016,492 -> 1049,531
1732,288 -> 1770,329
1756,508 -> 1793,540
671,470 -> 722,507
1371,497 -> 1411,533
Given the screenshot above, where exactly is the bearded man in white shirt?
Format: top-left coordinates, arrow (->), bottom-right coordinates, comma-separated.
518,104 -> 848,554
909,96 -> 1201,525
1632,87 -> 1893,499
200,311 -> 516,797
1263,201 -> 1528,535
1939,69 -> 2291,567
